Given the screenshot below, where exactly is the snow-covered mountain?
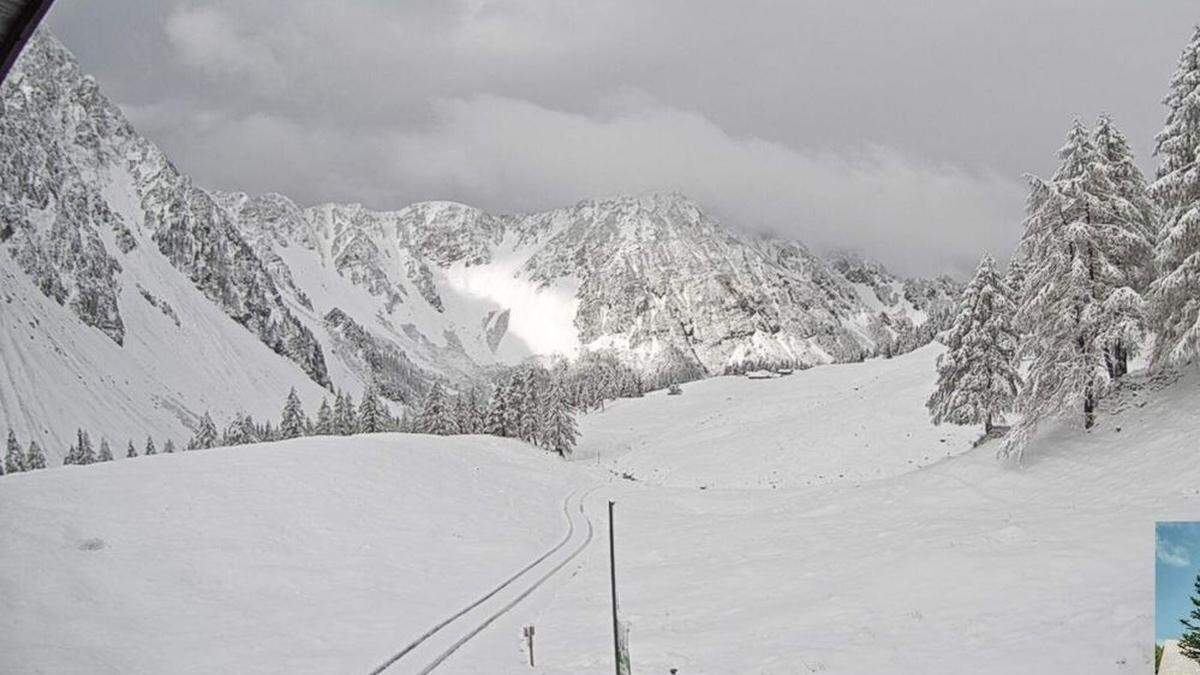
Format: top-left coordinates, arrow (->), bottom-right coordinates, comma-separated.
0,30 -> 959,459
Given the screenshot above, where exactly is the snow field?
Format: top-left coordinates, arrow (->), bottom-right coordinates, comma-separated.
2,347 -> 1197,673
0,434 -> 586,673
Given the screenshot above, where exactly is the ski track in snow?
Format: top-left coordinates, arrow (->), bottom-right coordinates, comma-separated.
370,486 -> 598,674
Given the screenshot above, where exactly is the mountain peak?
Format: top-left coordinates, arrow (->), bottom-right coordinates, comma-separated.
576,190 -> 702,213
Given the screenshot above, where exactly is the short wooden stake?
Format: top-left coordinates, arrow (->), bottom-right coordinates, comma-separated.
523,624 -> 535,667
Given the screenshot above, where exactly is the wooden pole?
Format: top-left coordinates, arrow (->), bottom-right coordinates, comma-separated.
609,500 -> 620,675
523,625 -> 535,667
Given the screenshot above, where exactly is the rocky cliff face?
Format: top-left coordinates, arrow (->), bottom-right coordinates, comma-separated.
0,32 -> 128,345
512,194 -> 873,373
1,30 -> 329,387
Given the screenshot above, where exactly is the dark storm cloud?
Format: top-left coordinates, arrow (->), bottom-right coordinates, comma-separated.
44,0 -> 1198,276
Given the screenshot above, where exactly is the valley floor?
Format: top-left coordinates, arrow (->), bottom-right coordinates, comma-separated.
1,346 -> 1195,673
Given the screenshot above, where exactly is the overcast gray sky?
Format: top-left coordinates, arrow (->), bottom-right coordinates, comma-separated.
43,1 -> 1198,276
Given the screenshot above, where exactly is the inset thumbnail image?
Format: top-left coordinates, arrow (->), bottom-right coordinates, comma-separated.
1157,522 -> 1200,674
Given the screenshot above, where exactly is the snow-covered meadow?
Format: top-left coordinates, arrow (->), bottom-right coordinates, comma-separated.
2,346 -> 1192,673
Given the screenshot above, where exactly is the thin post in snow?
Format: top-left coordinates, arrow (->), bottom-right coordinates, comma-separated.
609,499 -> 620,675
523,625 -> 535,667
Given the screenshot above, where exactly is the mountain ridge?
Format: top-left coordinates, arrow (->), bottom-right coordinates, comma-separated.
0,30 -> 960,458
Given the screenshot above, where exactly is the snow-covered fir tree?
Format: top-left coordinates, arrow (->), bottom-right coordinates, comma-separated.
144,436 -> 157,455
1003,120 -> 1151,458
482,380 -> 509,437
163,439 -> 176,454
501,376 -> 523,437
926,255 -> 1022,435
515,368 -> 543,442
257,421 -> 278,443
416,382 -> 458,435
454,388 -> 484,435
280,388 -> 308,440
25,440 -> 46,470
224,412 -> 258,446
557,352 -> 646,413
97,439 -> 113,462
126,440 -> 138,458
1093,115 -> 1158,249
358,387 -> 387,433
191,412 -> 219,450
1148,26 -> 1200,365
314,398 -> 335,435
1005,255 -> 1029,333
334,390 -> 358,435
77,429 -> 95,465
5,429 -> 23,473
1005,256 -> 1027,300
396,407 -> 414,433
541,383 -> 578,456
1092,114 -> 1157,377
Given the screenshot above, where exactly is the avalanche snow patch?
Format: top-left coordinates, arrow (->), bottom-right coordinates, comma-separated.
441,251 -> 581,359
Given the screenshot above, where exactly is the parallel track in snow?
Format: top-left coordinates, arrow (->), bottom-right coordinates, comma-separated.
369,486 -> 597,674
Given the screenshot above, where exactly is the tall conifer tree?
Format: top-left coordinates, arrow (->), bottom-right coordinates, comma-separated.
191,412 -> 219,450
314,398 -> 335,435
358,387 -> 386,433
25,440 -> 46,470
280,388 -> 307,439
541,384 -> 579,457
77,430 -> 95,465
927,255 -> 1022,435
5,429 -> 24,473
1149,26 -> 1200,365
1004,120 -> 1149,458
417,383 -> 458,435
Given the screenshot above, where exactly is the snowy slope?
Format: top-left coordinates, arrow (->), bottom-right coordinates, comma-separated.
573,344 -> 978,489
521,359 -> 1195,674
0,226 -> 329,462
1,348 -> 1193,673
0,434 -> 586,673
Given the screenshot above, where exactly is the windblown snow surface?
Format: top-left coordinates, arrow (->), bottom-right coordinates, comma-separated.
1,346 -> 1194,673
